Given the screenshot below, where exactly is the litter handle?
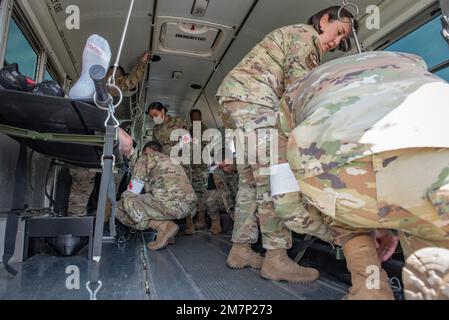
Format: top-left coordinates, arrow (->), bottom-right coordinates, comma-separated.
89,65 -> 112,108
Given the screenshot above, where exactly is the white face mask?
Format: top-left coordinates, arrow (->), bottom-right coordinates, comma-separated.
153,115 -> 164,125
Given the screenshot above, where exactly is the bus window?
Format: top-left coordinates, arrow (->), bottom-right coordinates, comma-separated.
4,19 -> 38,79
44,69 -> 55,81
435,66 -> 449,80
384,15 -> 449,81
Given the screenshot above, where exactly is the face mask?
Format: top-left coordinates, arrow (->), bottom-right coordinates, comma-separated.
153,116 -> 164,125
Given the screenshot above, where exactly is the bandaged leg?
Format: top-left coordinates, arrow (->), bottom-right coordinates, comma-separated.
69,34 -> 111,100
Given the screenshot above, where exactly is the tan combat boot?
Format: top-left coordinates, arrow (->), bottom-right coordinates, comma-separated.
184,215 -> 195,235
402,247 -> 449,300
227,243 -> 263,269
147,220 -> 179,251
260,249 -> 319,283
210,215 -> 222,235
342,235 -> 395,300
194,211 -> 207,230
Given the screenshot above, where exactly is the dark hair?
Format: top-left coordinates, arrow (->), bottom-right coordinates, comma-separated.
108,65 -> 126,75
190,109 -> 202,118
308,6 -> 359,52
148,102 -> 168,113
143,141 -> 162,152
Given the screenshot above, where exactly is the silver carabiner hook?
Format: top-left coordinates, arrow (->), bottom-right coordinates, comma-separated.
86,281 -> 103,300
338,1 -> 363,54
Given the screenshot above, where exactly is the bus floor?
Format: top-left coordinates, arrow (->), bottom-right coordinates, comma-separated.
0,231 -> 348,300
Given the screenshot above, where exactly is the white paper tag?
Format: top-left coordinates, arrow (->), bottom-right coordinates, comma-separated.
270,163 -> 300,196
128,179 -> 145,194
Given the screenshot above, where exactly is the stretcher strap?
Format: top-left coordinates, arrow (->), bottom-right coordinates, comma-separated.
88,124 -> 116,296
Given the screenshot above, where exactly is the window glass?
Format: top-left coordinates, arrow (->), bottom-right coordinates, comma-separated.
385,16 -> 449,70
5,19 -> 38,79
435,67 -> 449,82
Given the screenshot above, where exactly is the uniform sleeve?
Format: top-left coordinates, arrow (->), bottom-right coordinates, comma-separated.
152,125 -> 161,144
132,154 -> 156,180
116,58 -> 147,93
262,28 -> 287,70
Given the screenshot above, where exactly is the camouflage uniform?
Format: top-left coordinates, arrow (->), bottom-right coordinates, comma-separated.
153,116 -> 191,159
278,51 -> 449,256
113,56 -> 147,95
217,24 -> 323,249
190,122 -> 209,220
68,168 -> 96,216
68,55 -> 147,214
116,151 -> 197,230
232,164 -> 260,243
204,166 -> 238,219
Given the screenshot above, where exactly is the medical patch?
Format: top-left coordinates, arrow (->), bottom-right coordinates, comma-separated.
128,179 -> 145,194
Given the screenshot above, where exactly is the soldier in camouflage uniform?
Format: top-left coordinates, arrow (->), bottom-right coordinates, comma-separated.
204,154 -> 239,235
216,6 -> 355,282
148,102 -> 196,235
107,51 -> 150,95
189,109 -> 210,230
277,51 -> 449,299
67,51 -> 149,216
68,128 -> 135,217
116,141 -> 197,250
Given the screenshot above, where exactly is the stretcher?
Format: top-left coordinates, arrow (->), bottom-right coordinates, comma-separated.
0,80 -> 119,284
0,89 -> 108,167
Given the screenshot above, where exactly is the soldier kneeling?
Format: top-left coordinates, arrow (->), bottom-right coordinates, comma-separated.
116,141 -> 197,250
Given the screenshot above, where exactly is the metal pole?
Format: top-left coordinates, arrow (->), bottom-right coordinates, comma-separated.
110,0 -> 135,85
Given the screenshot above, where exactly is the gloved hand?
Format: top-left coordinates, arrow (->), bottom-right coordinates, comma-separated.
375,229 -> 399,262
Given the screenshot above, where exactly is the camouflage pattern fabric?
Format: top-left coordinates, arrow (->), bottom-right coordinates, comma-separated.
204,166 -> 238,219
217,24 -> 322,110
220,101 -> 292,249
153,116 -> 191,157
232,164 -> 259,244
280,51 -> 448,178
190,121 -> 209,217
68,168 -> 96,216
117,151 -> 197,230
216,24 -> 324,249
114,56 -> 147,94
279,51 -> 449,253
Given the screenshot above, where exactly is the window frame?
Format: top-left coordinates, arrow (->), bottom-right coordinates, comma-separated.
2,2 -> 63,85
373,2 -> 442,52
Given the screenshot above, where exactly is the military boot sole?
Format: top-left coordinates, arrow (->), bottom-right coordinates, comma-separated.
147,224 -> 180,251
403,247 -> 449,300
260,265 -> 319,283
226,258 -> 262,270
